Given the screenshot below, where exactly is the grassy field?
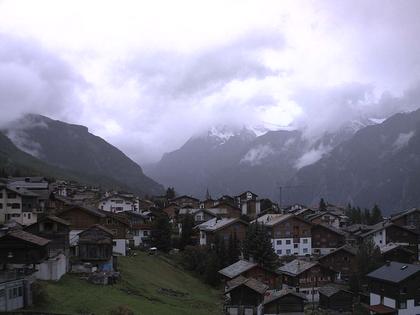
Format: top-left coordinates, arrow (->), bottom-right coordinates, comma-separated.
31,252 -> 223,315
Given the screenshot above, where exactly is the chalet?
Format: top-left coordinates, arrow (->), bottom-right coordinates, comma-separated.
211,202 -> 242,218
7,177 -> 49,213
380,243 -> 416,264
170,195 -> 200,208
218,260 -> 280,289
224,275 -> 268,315
390,208 -> 420,234
24,216 -> 71,280
317,245 -> 358,281
235,191 -> 261,218
75,225 -> 114,272
199,198 -> 217,209
318,284 -> 354,313
311,224 -> 347,255
290,208 -> 315,219
306,211 -> 342,228
119,211 -> 152,247
278,259 -> 335,302
217,195 -> 235,206
0,185 -> 39,226
356,221 -> 419,258
263,289 -> 306,315
366,261 -> 420,315
98,194 -> 137,213
197,218 -> 248,246
101,211 -> 132,256
161,203 -> 180,221
254,214 -> 312,257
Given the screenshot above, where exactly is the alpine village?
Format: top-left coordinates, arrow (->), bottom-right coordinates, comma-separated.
0,174 -> 419,315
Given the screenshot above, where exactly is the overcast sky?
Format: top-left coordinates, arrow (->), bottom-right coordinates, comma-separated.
1,0 -> 420,163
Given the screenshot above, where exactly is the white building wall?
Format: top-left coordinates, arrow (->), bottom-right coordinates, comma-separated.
372,229 -> 386,248
370,293 -> 381,305
200,231 -> 207,246
383,297 -> 396,309
398,299 -> 420,315
22,212 -> 37,226
100,199 -> 134,213
113,239 -> 127,256
272,237 -> 311,256
35,254 -> 67,281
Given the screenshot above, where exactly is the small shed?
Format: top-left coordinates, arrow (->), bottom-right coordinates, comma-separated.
318,283 -> 354,312
263,289 -> 306,315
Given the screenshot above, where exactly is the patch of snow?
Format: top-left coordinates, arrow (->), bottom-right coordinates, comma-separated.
369,118 -> 386,124
294,145 -> 331,169
240,144 -> 274,166
393,131 -> 415,151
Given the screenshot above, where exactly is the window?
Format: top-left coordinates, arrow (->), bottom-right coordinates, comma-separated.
0,204 -> 2,209
27,213 -> 31,219
18,287 -> 22,297
112,241 -> 117,246
7,193 -> 17,199
144,231 -> 149,236
302,238 -> 308,244
286,240 -> 291,245
286,249 -> 291,255
0,289 -> 4,298
0,193 -> 3,198
276,240 -> 282,245
12,203 -> 21,209
276,249 -> 282,255
303,248 -> 308,253
399,300 -> 407,309
294,244 -> 298,249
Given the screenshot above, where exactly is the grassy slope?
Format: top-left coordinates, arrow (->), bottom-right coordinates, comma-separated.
32,252 -> 223,315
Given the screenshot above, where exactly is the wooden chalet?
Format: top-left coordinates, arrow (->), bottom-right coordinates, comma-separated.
311,223 -> 347,256
318,245 -> 357,281
218,260 -> 280,289
318,284 -> 354,313
197,217 -> 248,246
77,225 -> 113,270
390,208 -> 420,234
224,276 -> 268,315
278,259 -> 335,302
0,230 -> 50,267
263,289 -> 306,315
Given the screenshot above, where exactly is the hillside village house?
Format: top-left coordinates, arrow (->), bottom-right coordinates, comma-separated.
197,217 -> 248,246
318,284 -> 354,313
254,214 -> 312,257
57,205 -> 131,256
278,259 -> 335,302
7,177 -> 49,213
235,191 -> 261,218
317,245 -> 357,281
311,223 -> 347,255
99,194 -> 138,213
120,211 -> 152,247
161,203 -> 180,221
306,211 -> 342,229
211,202 -> 242,218
262,289 -> 307,315
74,225 -> 114,272
0,185 -> 39,226
170,195 -> 200,208
354,222 -> 419,258
218,259 -> 281,289
224,275 -> 268,315
0,270 -> 35,312
25,216 -> 71,281
380,243 -> 417,264
391,208 -> 420,234
367,261 -> 420,315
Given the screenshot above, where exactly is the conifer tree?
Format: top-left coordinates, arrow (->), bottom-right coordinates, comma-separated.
179,213 -> 195,249
370,204 -> 383,224
319,198 -> 327,211
152,214 -> 172,252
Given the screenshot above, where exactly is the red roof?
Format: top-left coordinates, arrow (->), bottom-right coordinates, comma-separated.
368,304 -> 396,314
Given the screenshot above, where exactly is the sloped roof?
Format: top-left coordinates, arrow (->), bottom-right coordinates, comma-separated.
263,288 -> 306,305
380,243 -> 414,255
278,259 -> 318,276
197,217 -> 247,232
225,276 -> 268,295
367,261 -> 420,283
218,260 -> 258,279
59,205 -> 106,218
318,284 -> 352,297
6,229 -> 50,246
6,186 -> 39,197
390,208 -> 420,221
359,221 -> 418,238
318,245 -> 358,261
314,223 -> 348,236
40,215 -> 71,226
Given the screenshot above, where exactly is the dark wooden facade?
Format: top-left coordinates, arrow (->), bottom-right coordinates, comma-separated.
228,285 -> 264,307
263,293 -> 305,314
77,225 -> 113,262
319,288 -> 353,312
318,247 -> 357,280
391,209 -> 420,234
58,206 -> 104,230
311,224 -> 345,252
0,232 -> 49,265
205,220 -> 248,246
270,216 -> 312,240
25,216 -> 70,256
281,264 -> 334,290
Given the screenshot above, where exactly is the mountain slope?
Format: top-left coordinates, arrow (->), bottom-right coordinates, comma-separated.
289,109 -> 420,212
5,115 -> 163,196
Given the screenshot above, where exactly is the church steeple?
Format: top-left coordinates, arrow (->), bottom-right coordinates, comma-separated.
205,188 -> 211,200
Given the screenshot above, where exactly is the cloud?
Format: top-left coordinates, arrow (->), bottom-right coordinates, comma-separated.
240,144 -> 275,166
0,33 -> 86,127
295,145 -> 331,169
